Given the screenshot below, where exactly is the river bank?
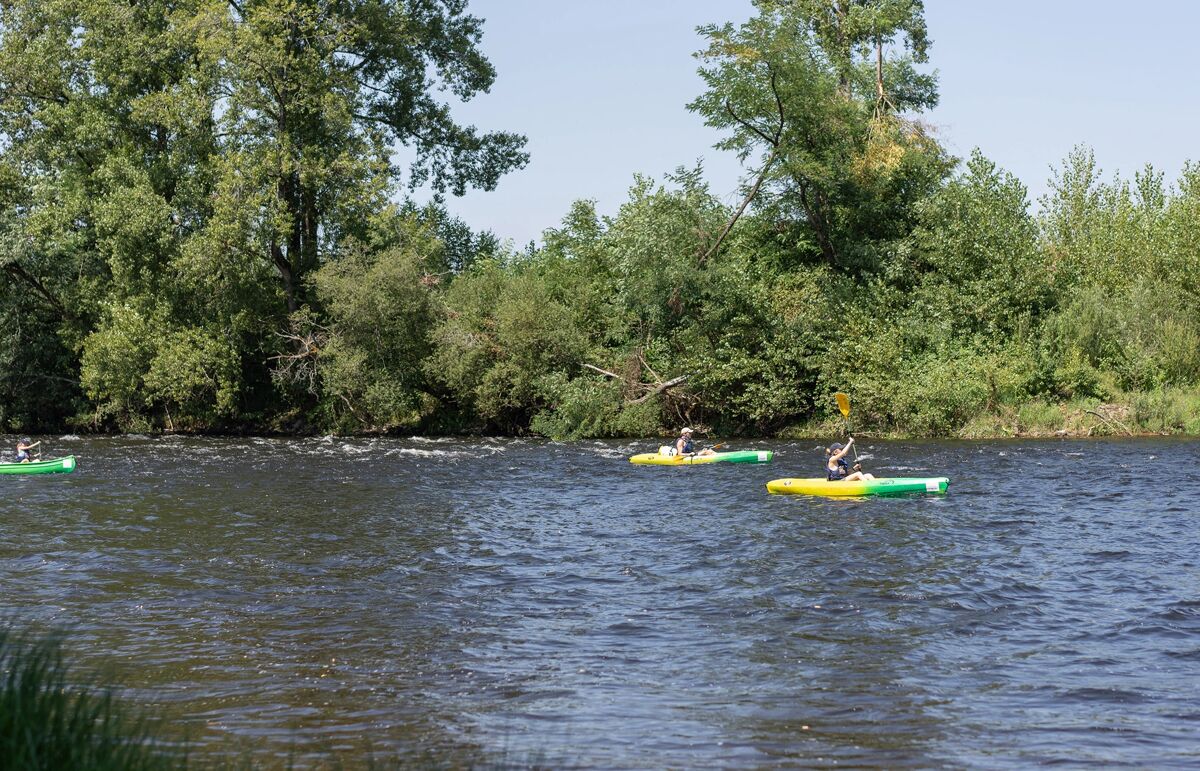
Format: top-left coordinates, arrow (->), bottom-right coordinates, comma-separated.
781,396 -> 1195,441
17,387 -> 1200,443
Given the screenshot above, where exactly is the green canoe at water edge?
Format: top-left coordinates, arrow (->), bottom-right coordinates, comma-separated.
0,456 -> 76,475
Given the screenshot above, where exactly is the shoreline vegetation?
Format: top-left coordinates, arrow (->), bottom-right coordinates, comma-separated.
0,629 -> 186,770
2,2 -> 1198,444
0,626 -> 531,769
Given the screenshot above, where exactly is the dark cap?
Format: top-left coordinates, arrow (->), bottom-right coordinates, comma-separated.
829,442 -> 843,450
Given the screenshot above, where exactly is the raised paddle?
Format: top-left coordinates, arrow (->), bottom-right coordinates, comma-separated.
834,392 -> 859,462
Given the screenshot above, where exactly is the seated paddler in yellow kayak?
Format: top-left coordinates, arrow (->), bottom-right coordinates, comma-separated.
674,427 -> 716,458
825,437 -> 874,481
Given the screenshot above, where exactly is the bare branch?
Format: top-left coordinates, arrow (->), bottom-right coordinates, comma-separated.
583,363 -> 622,379
702,66 -> 786,263
629,375 -> 689,405
583,363 -> 689,404
700,146 -> 778,264
3,263 -> 73,321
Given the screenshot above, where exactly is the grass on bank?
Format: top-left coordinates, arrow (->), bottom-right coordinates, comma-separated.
0,628 -> 186,770
772,388 -> 1200,441
0,627 -> 548,769
958,389 -> 1200,439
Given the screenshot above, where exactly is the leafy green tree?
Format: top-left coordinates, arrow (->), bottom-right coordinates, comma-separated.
0,0 -> 525,429
426,255 -> 593,432
780,0 -> 935,112
690,0 -> 951,271
310,216 -> 444,431
217,0 -> 528,314
910,150 -> 1050,339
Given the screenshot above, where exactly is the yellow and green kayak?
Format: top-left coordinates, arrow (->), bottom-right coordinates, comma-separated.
0,455 -> 76,475
630,449 -> 773,466
766,476 -> 948,497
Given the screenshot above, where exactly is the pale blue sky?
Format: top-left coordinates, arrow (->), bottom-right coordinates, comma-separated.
435,1 -> 1200,247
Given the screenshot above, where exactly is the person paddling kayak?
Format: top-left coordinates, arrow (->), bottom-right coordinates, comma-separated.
675,427 -> 715,457
15,438 -> 38,463
826,438 -> 873,481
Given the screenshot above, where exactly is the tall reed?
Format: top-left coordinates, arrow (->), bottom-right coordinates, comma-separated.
0,628 -> 184,770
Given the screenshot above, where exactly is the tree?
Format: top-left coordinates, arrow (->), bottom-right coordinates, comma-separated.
219,0 -> 529,315
689,0 -> 949,271
0,0 -> 526,428
310,216 -> 444,431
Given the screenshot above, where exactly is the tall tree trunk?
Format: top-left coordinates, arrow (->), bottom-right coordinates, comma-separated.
301,185 -> 318,276
271,240 -> 298,314
798,181 -> 838,266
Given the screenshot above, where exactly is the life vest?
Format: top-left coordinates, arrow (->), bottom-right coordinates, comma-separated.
826,457 -> 848,481
679,437 -> 695,454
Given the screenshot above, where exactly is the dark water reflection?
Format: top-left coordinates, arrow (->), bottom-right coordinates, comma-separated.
2,436 -> 1198,767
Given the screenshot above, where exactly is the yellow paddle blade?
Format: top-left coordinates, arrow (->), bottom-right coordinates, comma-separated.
835,392 -> 850,417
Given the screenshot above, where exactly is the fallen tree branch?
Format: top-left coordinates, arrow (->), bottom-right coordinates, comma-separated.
1086,409 -> 1133,436
582,363 -> 622,379
583,363 -> 689,404
629,374 -> 689,405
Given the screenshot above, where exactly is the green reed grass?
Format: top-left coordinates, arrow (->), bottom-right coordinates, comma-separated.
0,628 -> 186,770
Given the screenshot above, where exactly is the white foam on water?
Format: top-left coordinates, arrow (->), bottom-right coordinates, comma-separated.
383,447 -> 473,459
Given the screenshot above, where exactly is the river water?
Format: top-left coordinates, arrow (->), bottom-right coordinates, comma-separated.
1,436 -> 1198,768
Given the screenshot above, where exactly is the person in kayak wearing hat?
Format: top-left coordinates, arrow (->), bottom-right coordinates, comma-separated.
826,437 -> 874,481
675,427 -> 715,457
15,437 -> 38,463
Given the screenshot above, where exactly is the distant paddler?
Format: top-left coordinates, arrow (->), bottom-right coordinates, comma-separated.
15,437 -> 39,463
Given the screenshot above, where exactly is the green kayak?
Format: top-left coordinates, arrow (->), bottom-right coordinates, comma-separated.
0,456 -> 76,475
630,449 -> 773,465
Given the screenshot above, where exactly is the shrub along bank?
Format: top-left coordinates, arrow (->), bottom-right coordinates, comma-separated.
1,2 -> 1197,440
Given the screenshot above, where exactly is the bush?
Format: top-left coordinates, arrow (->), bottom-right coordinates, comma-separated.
1016,400 -> 1062,433
1128,388 -> 1200,434
529,374 -> 664,439
1045,280 -> 1200,393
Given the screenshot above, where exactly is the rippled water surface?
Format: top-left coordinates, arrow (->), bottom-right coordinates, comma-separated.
2,436 -> 1199,767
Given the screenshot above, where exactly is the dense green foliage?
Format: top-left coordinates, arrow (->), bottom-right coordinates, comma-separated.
2,0 -> 1199,438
